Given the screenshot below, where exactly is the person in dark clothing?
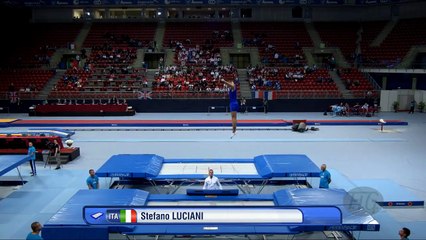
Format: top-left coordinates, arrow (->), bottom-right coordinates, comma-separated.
409,100 -> 416,114
263,99 -> 268,114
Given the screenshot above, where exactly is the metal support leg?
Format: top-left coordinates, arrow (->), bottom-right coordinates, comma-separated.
44,155 -> 51,169
236,183 -> 247,194
149,180 -> 161,194
16,167 -> 24,185
256,180 -> 268,194
169,181 -> 186,194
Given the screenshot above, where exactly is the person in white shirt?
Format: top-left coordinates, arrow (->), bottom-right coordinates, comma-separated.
203,169 -> 222,190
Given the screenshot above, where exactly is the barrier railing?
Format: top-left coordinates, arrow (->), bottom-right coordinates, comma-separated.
0,90 -> 381,101
46,91 -> 229,100
348,90 -> 381,99
0,91 -> 37,100
272,90 -> 342,99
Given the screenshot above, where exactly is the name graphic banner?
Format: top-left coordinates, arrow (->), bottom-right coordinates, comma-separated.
84,206 -> 342,225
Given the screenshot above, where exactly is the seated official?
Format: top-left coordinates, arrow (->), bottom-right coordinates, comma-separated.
203,169 -> 222,190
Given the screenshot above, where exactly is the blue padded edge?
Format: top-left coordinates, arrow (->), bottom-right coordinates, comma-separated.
254,154 -> 321,178
42,226 -> 110,240
29,128 -> 75,136
45,189 -> 149,225
146,154 -> 164,178
96,154 -> 164,178
274,188 -> 378,227
274,188 -> 349,206
0,155 -> 31,176
254,155 -> 273,178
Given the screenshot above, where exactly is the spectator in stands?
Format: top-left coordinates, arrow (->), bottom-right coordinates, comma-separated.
240,97 -> 247,113
294,41 -> 301,50
361,103 -> 369,115
159,57 -> 164,69
263,99 -> 268,114
203,169 -> 222,190
86,169 -> 99,189
409,100 -> 416,114
399,227 -> 411,240
319,164 -> 331,189
353,79 -> 360,87
28,142 -> 37,176
26,221 -> 43,240
111,96 -> 118,104
221,79 -> 238,138
344,103 -> 350,116
52,139 -> 61,170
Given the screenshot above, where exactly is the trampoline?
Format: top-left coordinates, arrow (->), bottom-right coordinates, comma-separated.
96,154 -> 321,193
0,155 -> 31,184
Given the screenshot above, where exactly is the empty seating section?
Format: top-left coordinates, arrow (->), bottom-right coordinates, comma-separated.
314,20 -> 426,68
0,69 -> 54,99
364,18 -> 426,67
152,65 -> 238,98
315,22 -> 360,61
164,22 -> 233,48
248,67 -> 340,98
240,22 -> 312,66
8,23 -> 82,68
315,21 -> 388,66
357,21 -> 387,63
339,68 -> 376,98
83,22 -> 157,48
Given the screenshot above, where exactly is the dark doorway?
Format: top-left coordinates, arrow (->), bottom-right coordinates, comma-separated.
230,53 -> 250,69
240,8 -> 252,18
292,6 -> 303,18
314,53 -> 333,68
412,53 -> 426,69
144,53 -> 164,69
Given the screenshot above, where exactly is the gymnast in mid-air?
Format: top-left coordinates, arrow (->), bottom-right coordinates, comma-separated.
221,78 -> 238,138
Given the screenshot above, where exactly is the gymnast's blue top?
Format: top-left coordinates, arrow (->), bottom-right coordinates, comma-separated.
229,88 -> 237,103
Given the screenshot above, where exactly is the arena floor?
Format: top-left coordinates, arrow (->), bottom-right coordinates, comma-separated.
0,111 -> 425,240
